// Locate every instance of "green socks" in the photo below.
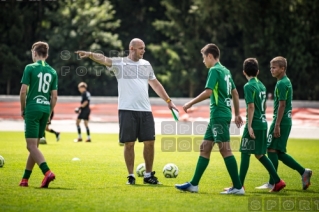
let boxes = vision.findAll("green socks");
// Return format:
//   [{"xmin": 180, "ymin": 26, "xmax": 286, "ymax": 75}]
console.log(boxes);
[
  {"xmin": 224, "ymin": 155, "xmax": 242, "ymax": 189},
  {"xmin": 22, "ymin": 169, "xmax": 32, "ymax": 180},
  {"xmin": 190, "ymin": 156, "xmax": 209, "ymax": 186},
  {"xmin": 278, "ymin": 152, "xmax": 305, "ymax": 175},
  {"xmin": 39, "ymin": 162, "xmax": 50, "ymax": 175},
  {"xmin": 267, "ymin": 152, "xmax": 278, "ymax": 184},
  {"xmin": 259, "ymin": 155, "xmax": 280, "ymax": 184},
  {"xmin": 239, "ymin": 153, "xmax": 251, "ymax": 186}
]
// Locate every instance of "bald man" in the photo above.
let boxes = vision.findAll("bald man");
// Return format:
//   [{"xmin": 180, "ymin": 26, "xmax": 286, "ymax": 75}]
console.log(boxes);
[{"xmin": 76, "ymin": 38, "xmax": 178, "ymax": 185}]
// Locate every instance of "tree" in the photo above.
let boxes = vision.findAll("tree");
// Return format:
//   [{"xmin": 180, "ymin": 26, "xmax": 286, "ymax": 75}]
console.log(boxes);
[{"xmin": 44, "ymin": 0, "xmax": 122, "ymax": 96}]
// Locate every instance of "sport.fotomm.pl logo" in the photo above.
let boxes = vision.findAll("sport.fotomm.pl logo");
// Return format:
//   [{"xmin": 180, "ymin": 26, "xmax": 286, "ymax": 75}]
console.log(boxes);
[
  {"xmin": 248, "ymin": 197, "xmax": 319, "ymax": 211},
  {"xmin": 34, "ymin": 95, "xmax": 50, "ymax": 105}
]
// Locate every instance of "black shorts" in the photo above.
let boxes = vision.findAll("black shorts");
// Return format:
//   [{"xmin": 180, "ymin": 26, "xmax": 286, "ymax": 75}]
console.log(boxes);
[
  {"xmin": 119, "ymin": 110, "xmax": 155, "ymax": 143},
  {"xmin": 78, "ymin": 109, "xmax": 90, "ymax": 120}
]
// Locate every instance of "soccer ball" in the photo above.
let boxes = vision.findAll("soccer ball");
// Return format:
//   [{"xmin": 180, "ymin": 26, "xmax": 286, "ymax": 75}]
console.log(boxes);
[
  {"xmin": 39, "ymin": 137, "xmax": 47, "ymax": 144},
  {"xmin": 163, "ymin": 163, "xmax": 178, "ymax": 178},
  {"xmin": 0, "ymin": 155, "xmax": 5, "ymax": 167},
  {"xmin": 136, "ymin": 163, "xmax": 146, "ymax": 177}
]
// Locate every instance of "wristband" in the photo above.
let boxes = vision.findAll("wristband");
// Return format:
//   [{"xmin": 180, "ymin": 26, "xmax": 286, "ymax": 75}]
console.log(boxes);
[{"xmin": 166, "ymin": 98, "xmax": 171, "ymax": 103}]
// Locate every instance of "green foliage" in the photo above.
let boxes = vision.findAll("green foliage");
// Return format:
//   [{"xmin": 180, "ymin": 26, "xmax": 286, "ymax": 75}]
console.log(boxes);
[
  {"xmin": 0, "ymin": 131, "xmax": 318, "ymax": 211},
  {"xmin": 0, "ymin": 0, "xmax": 318, "ymax": 99},
  {"xmin": 44, "ymin": 0, "xmax": 122, "ymax": 96}
]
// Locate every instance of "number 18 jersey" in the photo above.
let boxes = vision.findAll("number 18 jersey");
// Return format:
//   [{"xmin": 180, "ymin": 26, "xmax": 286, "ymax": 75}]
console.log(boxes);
[
  {"xmin": 20, "ymin": 60, "xmax": 58, "ymax": 114},
  {"xmin": 243, "ymin": 77, "xmax": 267, "ymax": 130}
]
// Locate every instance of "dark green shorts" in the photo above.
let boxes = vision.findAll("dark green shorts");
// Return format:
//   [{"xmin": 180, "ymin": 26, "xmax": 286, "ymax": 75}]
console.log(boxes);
[
  {"xmin": 204, "ymin": 118, "xmax": 231, "ymax": 142},
  {"xmin": 24, "ymin": 111, "xmax": 50, "ymax": 138},
  {"xmin": 267, "ymin": 123, "xmax": 291, "ymax": 152},
  {"xmin": 240, "ymin": 128, "xmax": 267, "ymax": 154}
]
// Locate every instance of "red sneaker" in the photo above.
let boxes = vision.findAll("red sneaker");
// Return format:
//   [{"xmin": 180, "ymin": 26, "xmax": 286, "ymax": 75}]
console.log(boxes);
[
  {"xmin": 19, "ymin": 179, "xmax": 28, "ymax": 187},
  {"xmin": 41, "ymin": 171, "xmax": 55, "ymax": 188},
  {"xmin": 270, "ymin": 179, "xmax": 286, "ymax": 192}
]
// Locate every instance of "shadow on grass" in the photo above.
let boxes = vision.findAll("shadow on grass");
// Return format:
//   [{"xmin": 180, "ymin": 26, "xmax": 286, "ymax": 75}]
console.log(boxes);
[{"xmin": 34, "ymin": 187, "xmax": 75, "ymax": 190}]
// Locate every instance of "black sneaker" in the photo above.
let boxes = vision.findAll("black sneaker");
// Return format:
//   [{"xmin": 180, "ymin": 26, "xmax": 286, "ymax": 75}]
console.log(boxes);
[
  {"xmin": 126, "ymin": 176, "xmax": 135, "ymax": 185},
  {"xmin": 144, "ymin": 171, "xmax": 161, "ymax": 184}
]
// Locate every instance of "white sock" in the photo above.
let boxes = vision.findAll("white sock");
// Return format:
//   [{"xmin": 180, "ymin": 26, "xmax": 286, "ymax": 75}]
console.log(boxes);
[
  {"xmin": 78, "ymin": 134, "xmax": 82, "ymax": 139},
  {"xmin": 144, "ymin": 172, "xmax": 151, "ymax": 178},
  {"xmin": 129, "ymin": 174, "xmax": 135, "ymax": 177},
  {"xmin": 87, "ymin": 135, "xmax": 91, "ymax": 139}
]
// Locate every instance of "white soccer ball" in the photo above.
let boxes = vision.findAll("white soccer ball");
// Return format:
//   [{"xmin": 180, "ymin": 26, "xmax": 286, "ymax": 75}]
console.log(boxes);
[
  {"xmin": 39, "ymin": 137, "xmax": 47, "ymax": 144},
  {"xmin": 136, "ymin": 163, "xmax": 146, "ymax": 177},
  {"xmin": 0, "ymin": 155, "xmax": 5, "ymax": 167},
  {"xmin": 163, "ymin": 163, "xmax": 178, "ymax": 178}
]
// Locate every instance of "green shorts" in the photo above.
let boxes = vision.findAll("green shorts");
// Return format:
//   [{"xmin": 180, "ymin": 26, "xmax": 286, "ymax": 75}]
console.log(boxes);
[
  {"xmin": 24, "ymin": 111, "xmax": 50, "ymax": 138},
  {"xmin": 267, "ymin": 123, "xmax": 291, "ymax": 153},
  {"xmin": 240, "ymin": 128, "xmax": 267, "ymax": 155},
  {"xmin": 204, "ymin": 118, "xmax": 230, "ymax": 142}
]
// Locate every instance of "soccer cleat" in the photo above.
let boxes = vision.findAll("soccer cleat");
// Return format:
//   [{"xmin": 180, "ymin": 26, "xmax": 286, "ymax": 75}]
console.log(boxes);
[
  {"xmin": 220, "ymin": 187, "xmax": 245, "ymax": 195},
  {"xmin": 144, "ymin": 171, "xmax": 161, "ymax": 184},
  {"xmin": 224, "ymin": 185, "xmax": 245, "ymax": 191},
  {"xmin": 175, "ymin": 182, "xmax": 198, "ymax": 193},
  {"xmin": 41, "ymin": 171, "xmax": 55, "ymax": 188},
  {"xmin": 255, "ymin": 182, "xmax": 274, "ymax": 190},
  {"xmin": 56, "ymin": 132, "xmax": 60, "ymax": 142},
  {"xmin": 126, "ymin": 176, "xmax": 136, "ymax": 185},
  {"xmin": 270, "ymin": 179, "xmax": 286, "ymax": 192},
  {"xmin": 74, "ymin": 138, "xmax": 82, "ymax": 142},
  {"xmin": 19, "ymin": 179, "xmax": 29, "ymax": 187},
  {"xmin": 302, "ymin": 168, "xmax": 312, "ymax": 190},
  {"xmin": 85, "ymin": 138, "xmax": 91, "ymax": 142}
]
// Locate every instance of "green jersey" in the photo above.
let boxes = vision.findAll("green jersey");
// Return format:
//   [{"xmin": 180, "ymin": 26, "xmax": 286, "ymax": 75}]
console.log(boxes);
[
  {"xmin": 243, "ymin": 78, "xmax": 267, "ymax": 130},
  {"xmin": 205, "ymin": 62, "xmax": 235, "ymax": 118},
  {"xmin": 21, "ymin": 60, "xmax": 58, "ymax": 114},
  {"xmin": 273, "ymin": 75, "xmax": 292, "ymax": 125}
]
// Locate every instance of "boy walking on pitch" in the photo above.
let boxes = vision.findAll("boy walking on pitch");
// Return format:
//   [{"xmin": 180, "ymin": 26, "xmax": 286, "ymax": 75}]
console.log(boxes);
[
  {"xmin": 74, "ymin": 82, "xmax": 91, "ymax": 142},
  {"xmin": 256, "ymin": 56, "xmax": 312, "ymax": 190},
  {"xmin": 234, "ymin": 58, "xmax": 285, "ymax": 192},
  {"xmin": 19, "ymin": 41, "xmax": 57, "ymax": 188},
  {"xmin": 175, "ymin": 43, "xmax": 244, "ymax": 194}
]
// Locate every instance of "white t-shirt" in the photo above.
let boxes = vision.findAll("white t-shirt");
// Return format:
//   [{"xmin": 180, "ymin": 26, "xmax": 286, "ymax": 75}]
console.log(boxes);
[{"xmin": 108, "ymin": 57, "xmax": 156, "ymax": 111}]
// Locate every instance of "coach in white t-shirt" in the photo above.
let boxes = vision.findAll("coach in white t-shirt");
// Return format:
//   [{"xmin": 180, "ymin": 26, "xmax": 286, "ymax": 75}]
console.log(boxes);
[{"xmin": 76, "ymin": 38, "xmax": 178, "ymax": 185}]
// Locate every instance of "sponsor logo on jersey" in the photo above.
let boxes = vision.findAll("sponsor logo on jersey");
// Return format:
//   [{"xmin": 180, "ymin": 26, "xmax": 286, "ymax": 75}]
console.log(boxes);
[
  {"xmin": 33, "ymin": 95, "xmax": 50, "ymax": 105},
  {"xmin": 224, "ymin": 98, "xmax": 231, "ymax": 107}
]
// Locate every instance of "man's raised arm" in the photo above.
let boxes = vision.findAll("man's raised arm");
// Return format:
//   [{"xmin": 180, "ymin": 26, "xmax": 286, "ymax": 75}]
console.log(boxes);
[{"xmin": 75, "ymin": 51, "xmax": 112, "ymax": 67}]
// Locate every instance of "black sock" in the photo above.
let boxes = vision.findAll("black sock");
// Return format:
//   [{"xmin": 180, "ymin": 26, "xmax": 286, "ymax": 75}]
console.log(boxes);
[
  {"xmin": 77, "ymin": 126, "xmax": 81, "ymax": 135},
  {"xmin": 86, "ymin": 127, "xmax": 90, "ymax": 136},
  {"xmin": 49, "ymin": 129, "xmax": 57, "ymax": 134}
]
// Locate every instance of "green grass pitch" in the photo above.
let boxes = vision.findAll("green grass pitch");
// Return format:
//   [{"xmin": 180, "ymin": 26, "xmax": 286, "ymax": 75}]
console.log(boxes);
[{"xmin": 0, "ymin": 131, "xmax": 318, "ymax": 212}]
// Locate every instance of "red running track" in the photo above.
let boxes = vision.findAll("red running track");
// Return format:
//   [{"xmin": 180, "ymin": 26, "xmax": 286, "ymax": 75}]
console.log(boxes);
[{"xmin": 0, "ymin": 101, "xmax": 319, "ymax": 126}]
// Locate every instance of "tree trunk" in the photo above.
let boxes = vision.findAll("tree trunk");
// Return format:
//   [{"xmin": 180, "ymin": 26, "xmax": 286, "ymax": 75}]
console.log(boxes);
[{"xmin": 6, "ymin": 78, "xmax": 10, "ymax": 95}]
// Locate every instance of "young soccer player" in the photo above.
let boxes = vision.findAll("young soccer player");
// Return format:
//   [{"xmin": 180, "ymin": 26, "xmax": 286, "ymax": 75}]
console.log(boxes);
[
  {"xmin": 19, "ymin": 41, "xmax": 57, "ymax": 188},
  {"xmin": 40, "ymin": 111, "xmax": 60, "ymax": 143},
  {"xmin": 74, "ymin": 82, "xmax": 91, "ymax": 142},
  {"xmin": 175, "ymin": 43, "xmax": 244, "ymax": 194},
  {"xmin": 232, "ymin": 58, "xmax": 285, "ymax": 192},
  {"xmin": 256, "ymin": 56, "xmax": 312, "ymax": 190}
]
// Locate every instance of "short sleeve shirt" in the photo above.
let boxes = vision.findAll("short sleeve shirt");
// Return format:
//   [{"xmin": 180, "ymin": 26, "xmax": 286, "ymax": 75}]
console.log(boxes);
[
  {"xmin": 20, "ymin": 60, "xmax": 58, "ymax": 114},
  {"xmin": 243, "ymin": 78, "xmax": 267, "ymax": 130},
  {"xmin": 205, "ymin": 62, "xmax": 235, "ymax": 119},
  {"xmin": 108, "ymin": 57, "xmax": 156, "ymax": 111},
  {"xmin": 81, "ymin": 91, "xmax": 91, "ymax": 110},
  {"xmin": 273, "ymin": 76, "xmax": 292, "ymax": 125}
]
